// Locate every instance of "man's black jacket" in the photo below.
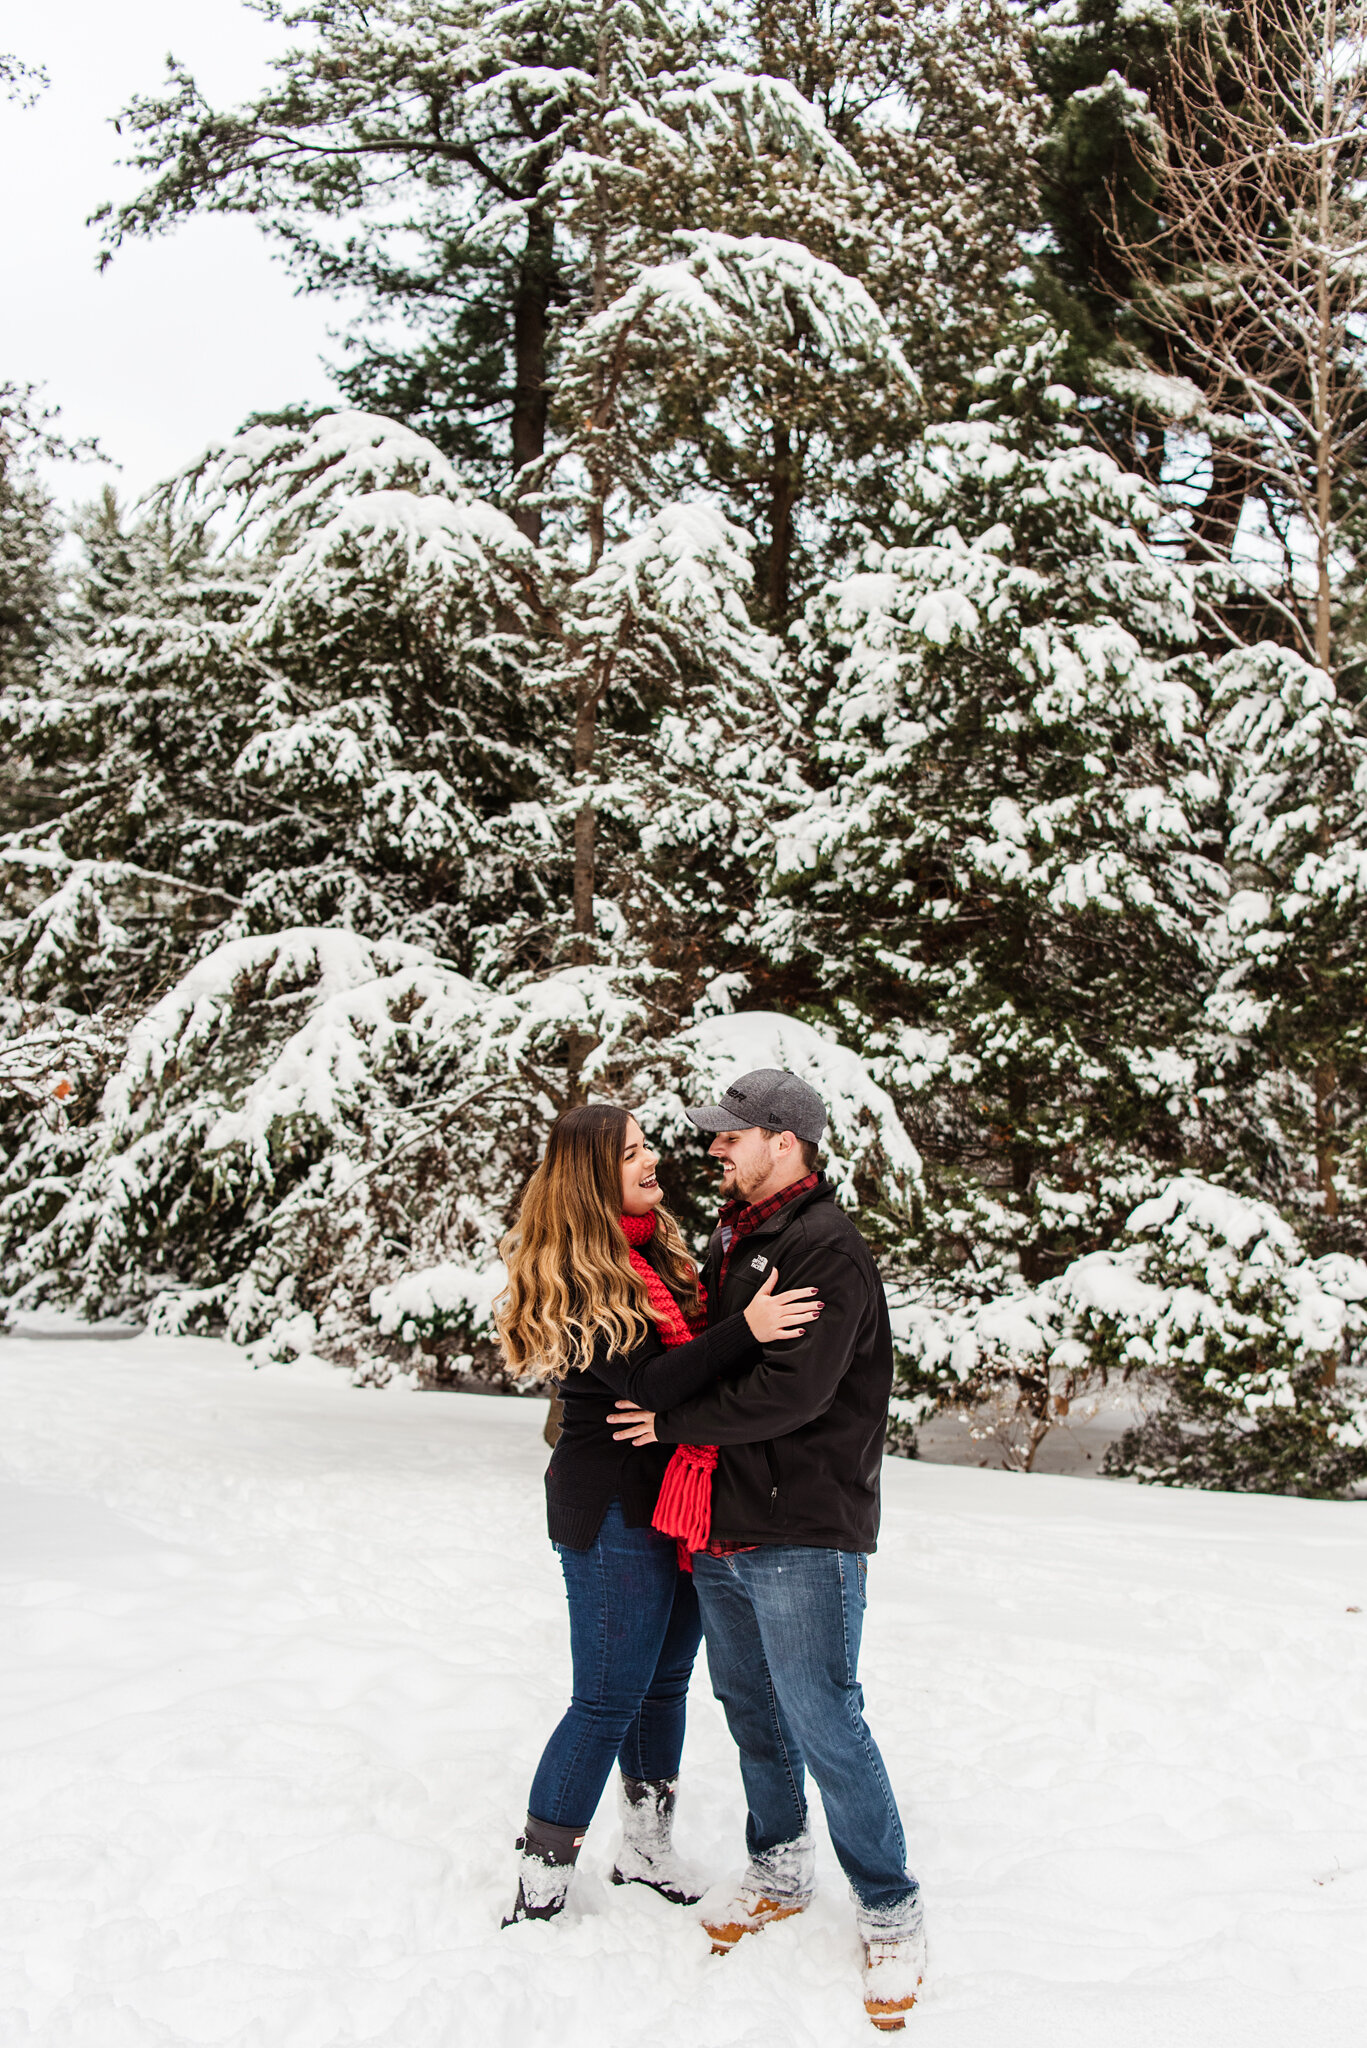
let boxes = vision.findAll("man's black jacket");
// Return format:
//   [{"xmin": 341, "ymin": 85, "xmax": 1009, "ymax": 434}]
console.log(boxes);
[{"xmin": 653, "ymin": 1177, "xmax": 894, "ymax": 1552}]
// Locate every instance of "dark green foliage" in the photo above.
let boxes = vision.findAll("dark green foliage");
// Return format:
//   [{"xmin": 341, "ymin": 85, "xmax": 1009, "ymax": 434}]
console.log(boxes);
[
  {"xmin": 0, "ymin": 386, "xmax": 66, "ymax": 697},
  {"xmin": 1105, "ymin": 1378, "xmax": 1367, "ymax": 1497}
]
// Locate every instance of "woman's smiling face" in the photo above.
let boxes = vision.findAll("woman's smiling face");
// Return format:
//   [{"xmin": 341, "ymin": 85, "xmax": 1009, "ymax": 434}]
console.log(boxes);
[{"xmin": 620, "ymin": 1116, "xmax": 663, "ymax": 1216}]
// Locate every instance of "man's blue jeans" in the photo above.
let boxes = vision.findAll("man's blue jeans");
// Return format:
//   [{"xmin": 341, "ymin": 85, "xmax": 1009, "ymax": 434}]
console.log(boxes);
[
  {"xmin": 528, "ymin": 1501, "xmax": 703, "ymax": 1829},
  {"xmin": 692, "ymin": 1544, "xmax": 920, "ymax": 1934}
]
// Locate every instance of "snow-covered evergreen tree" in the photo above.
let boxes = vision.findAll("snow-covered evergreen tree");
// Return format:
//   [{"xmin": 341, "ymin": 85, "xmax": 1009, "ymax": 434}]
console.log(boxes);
[
  {"xmin": 99, "ymin": 1, "xmax": 738, "ymax": 534},
  {"xmin": 746, "ymin": 317, "xmax": 1367, "ymax": 1486},
  {"xmin": 0, "ymin": 420, "xmax": 537, "ymax": 1353},
  {"xmin": 720, "ymin": 0, "xmax": 1043, "ymax": 606},
  {"xmin": 0, "ymin": 385, "xmax": 66, "ymax": 698},
  {"xmin": 0, "ymin": 403, "xmax": 786, "ymax": 1355},
  {"xmin": 1, "ymin": 413, "xmax": 544, "ymax": 1018},
  {"xmin": 756, "ymin": 328, "xmax": 1234, "ymax": 1438},
  {"xmin": 1204, "ymin": 641, "xmax": 1367, "ymax": 1241},
  {"xmin": 583, "ymin": 0, "xmax": 1045, "ymax": 620}
]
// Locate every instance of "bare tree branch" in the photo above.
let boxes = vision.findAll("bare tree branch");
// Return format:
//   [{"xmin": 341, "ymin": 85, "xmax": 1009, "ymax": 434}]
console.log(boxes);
[{"xmin": 1104, "ymin": 0, "xmax": 1367, "ymax": 674}]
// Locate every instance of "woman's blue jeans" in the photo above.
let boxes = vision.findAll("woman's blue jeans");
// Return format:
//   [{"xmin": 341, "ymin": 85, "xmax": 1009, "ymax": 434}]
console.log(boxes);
[{"xmin": 528, "ymin": 1500, "xmax": 703, "ymax": 1829}]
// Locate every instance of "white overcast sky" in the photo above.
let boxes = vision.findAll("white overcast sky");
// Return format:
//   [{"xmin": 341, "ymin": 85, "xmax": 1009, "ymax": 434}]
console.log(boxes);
[{"xmin": 2, "ymin": 1, "xmax": 344, "ymax": 511}]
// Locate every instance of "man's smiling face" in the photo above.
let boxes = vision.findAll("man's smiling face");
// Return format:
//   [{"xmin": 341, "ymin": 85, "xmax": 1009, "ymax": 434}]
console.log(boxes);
[{"xmin": 707, "ymin": 1126, "xmax": 782, "ymax": 1203}]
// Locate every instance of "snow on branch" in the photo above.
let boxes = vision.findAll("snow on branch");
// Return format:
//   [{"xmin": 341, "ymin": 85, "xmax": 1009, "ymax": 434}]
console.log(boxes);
[
  {"xmin": 638, "ymin": 1009, "xmax": 924, "ymax": 1211},
  {"xmin": 1055, "ymin": 1174, "xmax": 1362, "ymax": 1381},
  {"xmin": 897, "ymin": 1173, "xmax": 1367, "ymax": 1447},
  {"xmin": 168, "ymin": 411, "xmax": 524, "ymax": 559},
  {"xmin": 570, "ymin": 498, "xmax": 777, "ymax": 688},
  {"xmin": 585, "ymin": 231, "xmax": 917, "ymax": 391},
  {"xmin": 469, "ymin": 964, "xmax": 651, "ymax": 1092},
  {"xmin": 1, "ymin": 853, "xmax": 243, "ymax": 999},
  {"xmin": 246, "ymin": 488, "xmax": 537, "ymax": 644},
  {"xmin": 665, "ymin": 69, "xmax": 863, "ymax": 186},
  {"xmin": 101, "ymin": 928, "xmax": 431, "ymax": 1138}
]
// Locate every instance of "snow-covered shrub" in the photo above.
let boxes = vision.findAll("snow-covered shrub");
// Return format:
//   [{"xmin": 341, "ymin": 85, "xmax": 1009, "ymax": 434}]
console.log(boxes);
[
  {"xmin": 1083, "ymin": 1178, "xmax": 1367, "ymax": 1495},
  {"xmin": 887, "ymin": 1173, "xmax": 1367, "ymax": 1487},
  {"xmin": 1, "ymin": 931, "xmax": 478, "ymax": 1358},
  {"xmin": 888, "ymin": 1246, "xmax": 1071, "ymax": 1471}
]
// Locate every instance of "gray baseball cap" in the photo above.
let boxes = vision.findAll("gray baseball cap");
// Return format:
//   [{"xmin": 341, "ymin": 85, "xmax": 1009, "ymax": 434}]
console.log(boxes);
[{"xmin": 685, "ymin": 1067, "xmax": 827, "ymax": 1144}]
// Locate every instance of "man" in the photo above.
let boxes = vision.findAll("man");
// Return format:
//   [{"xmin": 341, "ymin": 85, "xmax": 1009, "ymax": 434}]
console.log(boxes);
[{"xmin": 612, "ymin": 1067, "xmax": 924, "ymax": 2032}]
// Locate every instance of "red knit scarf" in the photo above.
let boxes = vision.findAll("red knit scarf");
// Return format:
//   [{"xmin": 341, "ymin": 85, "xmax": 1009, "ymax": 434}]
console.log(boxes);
[{"xmin": 620, "ymin": 1210, "xmax": 716, "ymax": 1571}]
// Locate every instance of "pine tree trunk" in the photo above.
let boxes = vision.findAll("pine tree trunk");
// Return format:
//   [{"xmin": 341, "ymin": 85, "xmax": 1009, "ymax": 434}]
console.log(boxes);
[
  {"xmin": 1315, "ymin": 1057, "xmax": 1338, "ymax": 1220},
  {"xmin": 1190, "ymin": 445, "xmax": 1249, "ymax": 560},
  {"xmin": 1314, "ymin": 24, "xmax": 1333, "ymax": 675},
  {"xmin": 765, "ymin": 419, "xmax": 799, "ymax": 622},
  {"xmin": 570, "ymin": 674, "xmax": 598, "ymax": 945},
  {"xmin": 1009, "ymin": 1091, "xmax": 1033, "ymax": 1196},
  {"xmin": 543, "ymin": 1392, "xmax": 564, "ymax": 1446},
  {"xmin": 565, "ymin": 675, "xmax": 600, "ymax": 1105},
  {"xmin": 564, "ymin": 184, "xmax": 612, "ymax": 1107},
  {"xmin": 512, "ymin": 209, "xmax": 553, "ymax": 544}
]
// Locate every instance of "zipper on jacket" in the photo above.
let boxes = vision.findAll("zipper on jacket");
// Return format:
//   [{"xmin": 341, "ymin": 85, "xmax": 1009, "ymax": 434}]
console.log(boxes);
[{"xmin": 764, "ymin": 1441, "xmax": 781, "ymax": 1515}]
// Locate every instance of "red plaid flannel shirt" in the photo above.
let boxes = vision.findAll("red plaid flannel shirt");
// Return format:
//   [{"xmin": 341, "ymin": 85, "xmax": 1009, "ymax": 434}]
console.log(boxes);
[{"xmin": 699, "ymin": 1170, "xmax": 821, "ymax": 1560}]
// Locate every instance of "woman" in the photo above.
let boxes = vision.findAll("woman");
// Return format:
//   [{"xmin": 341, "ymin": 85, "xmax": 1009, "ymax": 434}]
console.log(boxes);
[{"xmin": 496, "ymin": 1102, "xmax": 822, "ymax": 1925}]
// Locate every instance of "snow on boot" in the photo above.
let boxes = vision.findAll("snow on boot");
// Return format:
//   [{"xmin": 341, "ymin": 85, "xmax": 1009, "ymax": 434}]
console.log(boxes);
[
  {"xmin": 862, "ymin": 1926, "xmax": 926, "ymax": 2031},
  {"xmin": 702, "ymin": 1831, "xmax": 815, "ymax": 1954},
  {"xmin": 501, "ymin": 1815, "xmax": 585, "ymax": 1927},
  {"xmin": 702, "ymin": 1887, "xmax": 809, "ymax": 1954},
  {"xmin": 610, "ymin": 1775, "xmax": 704, "ymax": 1905}
]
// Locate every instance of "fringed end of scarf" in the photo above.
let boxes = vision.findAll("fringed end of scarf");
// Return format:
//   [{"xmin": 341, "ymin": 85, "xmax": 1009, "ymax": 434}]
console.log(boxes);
[{"xmin": 652, "ymin": 1441, "xmax": 718, "ymax": 1571}]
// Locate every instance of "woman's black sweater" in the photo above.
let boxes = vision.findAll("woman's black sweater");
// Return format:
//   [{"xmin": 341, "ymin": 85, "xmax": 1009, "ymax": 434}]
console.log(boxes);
[{"xmin": 545, "ymin": 1308, "xmax": 758, "ymax": 1550}]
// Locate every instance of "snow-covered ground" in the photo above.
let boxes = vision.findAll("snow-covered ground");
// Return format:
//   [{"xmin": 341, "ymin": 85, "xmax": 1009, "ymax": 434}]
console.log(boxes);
[{"xmin": 2, "ymin": 1336, "xmax": 1365, "ymax": 2047}]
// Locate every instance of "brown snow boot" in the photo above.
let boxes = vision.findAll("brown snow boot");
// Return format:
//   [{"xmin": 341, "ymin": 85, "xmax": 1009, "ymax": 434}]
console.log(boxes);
[
  {"xmin": 702, "ymin": 1887, "xmax": 808, "ymax": 1954},
  {"xmin": 610, "ymin": 1775, "xmax": 704, "ymax": 1904},
  {"xmin": 501, "ymin": 1815, "xmax": 585, "ymax": 1926},
  {"xmin": 704, "ymin": 1832, "xmax": 815, "ymax": 1953},
  {"xmin": 862, "ymin": 1928, "xmax": 926, "ymax": 2030}
]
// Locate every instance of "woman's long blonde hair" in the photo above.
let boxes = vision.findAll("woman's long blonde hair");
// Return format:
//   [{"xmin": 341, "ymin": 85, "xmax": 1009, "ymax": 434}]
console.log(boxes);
[{"xmin": 496, "ymin": 1103, "xmax": 703, "ymax": 1380}]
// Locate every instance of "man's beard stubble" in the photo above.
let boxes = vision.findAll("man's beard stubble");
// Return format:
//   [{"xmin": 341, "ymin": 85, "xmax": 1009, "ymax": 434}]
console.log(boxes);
[{"xmin": 721, "ymin": 1158, "xmax": 765, "ymax": 1203}]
